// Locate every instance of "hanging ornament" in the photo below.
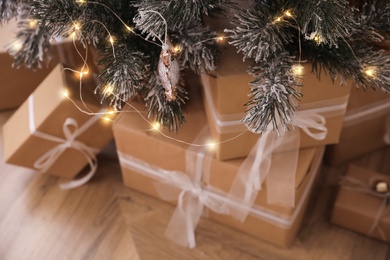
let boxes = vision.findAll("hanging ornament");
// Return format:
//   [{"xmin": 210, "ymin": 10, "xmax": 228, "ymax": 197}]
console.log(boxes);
[{"xmin": 158, "ymin": 38, "xmax": 180, "ymax": 102}]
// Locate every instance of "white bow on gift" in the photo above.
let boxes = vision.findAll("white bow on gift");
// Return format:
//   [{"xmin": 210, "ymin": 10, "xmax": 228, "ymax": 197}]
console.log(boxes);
[
  {"xmin": 28, "ymin": 95, "xmax": 101, "ymax": 190},
  {"xmin": 118, "ymin": 127, "xmax": 231, "ymax": 248},
  {"xmin": 227, "ymin": 101, "xmax": 348, "ymax": 222}
]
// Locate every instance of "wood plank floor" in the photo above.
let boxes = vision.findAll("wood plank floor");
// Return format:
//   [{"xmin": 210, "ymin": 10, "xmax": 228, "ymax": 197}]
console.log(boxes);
[{"xmin": 0, "ymin": 110, "xmax": 389, "ymax": 260}]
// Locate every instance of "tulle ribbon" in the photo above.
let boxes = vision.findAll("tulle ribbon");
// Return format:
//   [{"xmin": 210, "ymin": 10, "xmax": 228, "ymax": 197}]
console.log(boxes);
[
  {"xmin": 118, "ymin": 127, "xmax": 232, "ymax": 248},
  {"xmin": 28, "ymin": 95, "xmax": 101, "ymax": 189},
  {"xmin": 226, "ymin": 108, "xmax": 329, "ymax": 221}
]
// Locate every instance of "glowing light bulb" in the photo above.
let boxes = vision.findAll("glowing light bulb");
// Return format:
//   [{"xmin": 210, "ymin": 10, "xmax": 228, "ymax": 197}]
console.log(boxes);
[
  {"xmin": 109, "ymin": 36, "xmax": 114, "ymax": 44},
  {"xmin": 274, "ymin": 17, "xmax": 282, "ymax": 23},
  {"xmin": 216, "ymin": 36, "xmax": 224, "ymax": 42},
  {"xmin": 29, "ymin": 19, "xmax": 37, "ymax": 29},
  {"xmin": 76, "ymin": 0, "xmax": 85, "ymax": 4},
  {"xmin": 108, "ymin": 110, "xmax": 116, "ymax": 115},
  {"xmin": 63, "ymin": 89, "xmax": 69, "ymax": 98},
  {"xmin": 103, "ymin": 85, "xmax": 114, "ymax": 95},
  {"xmin": 11, "ymin": 40, "xmax": 23, "ymax": 52},
  {"xmin": 70, "ymin": 31, "xmax": 77, "ymax": 38},
  {"xmin": 125, "ymin": 26, "xmax": 133, "ymax": 32},
  {"xmin": 207, "ymin": 141, "xmax": 216, "ymax": 150},
  {"xmin": 103, "ymin": 116, "xmax": 111, "ymax": 122},
  {"xmin": 74, "ymin": 22, "xmax": 81, "ymax": 31},
  {"xmin": 284, "ymin": 10, "xmax": 292, "ymax": 17},
  {"xmin": 364, "ymin": 67, "xmax": 376, "ymax": 77},
  {"xmin": 292, "ymin": 64, "xmax": 304, "ymax": 76},
  {"xmin": 173, "ymin": 45, "xmax": 181, "ymax": 53},
  {"xmin": 152, "ymin": 122, "xmax": 160, "ymax": 130}
]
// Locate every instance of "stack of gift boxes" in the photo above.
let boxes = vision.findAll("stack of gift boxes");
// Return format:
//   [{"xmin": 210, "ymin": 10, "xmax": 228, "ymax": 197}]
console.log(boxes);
[
  {"xmin": 2, "ymin": 17, "xmax": 389, "ymax": 249},
  {"xmin": 112, "ymin": 40, "xmax": 353, "ymax": 246}
]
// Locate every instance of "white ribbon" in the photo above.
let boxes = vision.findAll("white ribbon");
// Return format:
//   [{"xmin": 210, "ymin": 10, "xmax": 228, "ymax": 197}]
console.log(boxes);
[
  {"xmin": 201, "ymin": 75, "xmax": 348, "ymax": 221},
  {"xmin": 118, "ymin": 126, "xmax": 231, "ymax": 248},
  {"xmin": 226, "ymin": 109, "xmax": 330, "ymax": 222},
  {"xmin": 28, "ymin": 95, "xmax": 101, "ymax": 189}
]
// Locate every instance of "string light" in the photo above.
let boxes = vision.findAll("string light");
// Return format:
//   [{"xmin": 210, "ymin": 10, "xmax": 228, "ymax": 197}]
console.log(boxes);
[
  {"xmin": 63, "ymin": 89, "xmax": 69, "ymax": 98},
  {"xmin": 76, "ymin": 0, "xmax": 86, "ymax": 4},
  {"xmin": 206, "ymin": 141, "xmax": 216, "ymax": 150},
  {"xmin": 102, "ymin": 116, "xmax": 111, "ymax": 122},
  {"xmin": 292, "ymin": 64, "xmax": 304, "ymax": 76},
  {"xmin": 152, "ymin": 122, "xmax": 161, "ymax": 130},
  {"xmin": 274, "ymin": 17, "xmax": 282, "ymax": 23},
  {"xmin": 11, "ymin": 40, "xmax": 23, "ymax": 52},
  {"xmin": 125, "ymin": 25, "xmax": 133, "ymax": 32},
  {"xmin": 216, "ymin": 35, "xmax": 224, "ymax": 43},
  {"xmin": 284, "ymin": 10, "xmax": 292, "ymax": 17},
  {"xmin": 74, "ymin": 22, "xmax": 81, "ymax": 31},
  {"xmin": 173, "ymin": 45, "xmax": 181, "ymax": 53},
  {"xmin": 364, "ymin": 67, "xmax": 376, "ymax": 77},
  {"xmin": 109, "ymin": 36, "xmax": 115, "ymax": 44},
  {"xmin": 103, "ymin": 84, "xmax": 114, "ymax": 95},
  {"xmin": 29, "ymin": 19, "xmax": 38, "ymax": 29}
]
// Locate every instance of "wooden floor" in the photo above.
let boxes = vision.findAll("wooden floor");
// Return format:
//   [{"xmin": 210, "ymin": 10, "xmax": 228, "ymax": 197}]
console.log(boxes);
[{"xmin": 0, "ymin": 110, "xmax": 389, "ymax": 260}]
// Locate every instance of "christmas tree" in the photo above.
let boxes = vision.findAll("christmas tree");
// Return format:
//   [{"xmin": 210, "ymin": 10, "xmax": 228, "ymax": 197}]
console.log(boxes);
[{"xmin": 0, "ymin": 0, "xmax": 389, "ymax": 133}]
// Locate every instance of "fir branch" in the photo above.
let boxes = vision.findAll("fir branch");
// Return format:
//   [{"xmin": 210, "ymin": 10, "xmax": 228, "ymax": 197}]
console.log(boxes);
[
  {"xmin": 242, "ymin": 52, "xmax": 302, "ymax": 133},
  {"xmin": 96, "ymin": 44, "xmax": 151, "ymax": 110},
  {"xmin": 0, "ymin": 0, "xmax": 20, "ymax": 24},
  {"xmin": 357, "ymin": 50, "xmax": 390, "ymax": 94},
  {"xmin": 298, "ymin": 0, "xmax": 358, "ymax": 48},
  {"xmin": 9, "ymin": 19, "xmax": 52, "ymax": 69},
  {"xmin": 357, "ymin": 0, "xmax": 390, "ymax": 44},
  {"xmin": 134, "ymin": 0, "xmax": 233, "ymax": 41},
  {"xmin": 144, "ymin": 73, "xmax": 188, "ymax": 132},
  {"xmin": 225, "ymin": 6, "xmax": 293, "ymax": 62},
  {"xmin": 172, "ymin": 24, "xmax": 217, "ymax": 74}
]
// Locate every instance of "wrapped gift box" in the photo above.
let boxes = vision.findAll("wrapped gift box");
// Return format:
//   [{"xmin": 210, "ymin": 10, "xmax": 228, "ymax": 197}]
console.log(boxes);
[
  {"xmin": 331, "ymin": 165, "xmax": 390, "ymax": 243},
  {"xmin": 200, "ymin": 45, "xmax": 351, "ymax": 160},
  {"xmin": 113, "ymin": 83, "xmax": 324, "ymax": 248},
  {"xmin": 0, "ymin": 20, "xmax": 58, "ymax": 110},
  {"xmin": 3, "ymin": 64, "xmax": 114, "ymax": 180},
  {"xmin": 325, "ymin": 87, "xmax": 390, "ymax": 165}
]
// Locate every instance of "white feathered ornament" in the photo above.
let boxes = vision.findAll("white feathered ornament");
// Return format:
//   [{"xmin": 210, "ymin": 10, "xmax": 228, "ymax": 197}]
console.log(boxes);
[{"xmin": 158, "ymin": 37, "xmax": 180, "ymax": 102}]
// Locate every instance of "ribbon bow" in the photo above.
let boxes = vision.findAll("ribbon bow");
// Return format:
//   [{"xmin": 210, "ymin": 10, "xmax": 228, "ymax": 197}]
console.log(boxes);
[
  {"xmin": 29, "ymin": 95, "xmax": 100, "ymax": 190},
  {"xmin": 340, "ymin": 175, "xmax": 390, "ymax": 241},
  {"xmin": 227, "ymin": 109, "xmax": 327, "ymax": 222},
  {"xmin": 118, "ymin": 126, "xmax": 232, "ymax": 248}
]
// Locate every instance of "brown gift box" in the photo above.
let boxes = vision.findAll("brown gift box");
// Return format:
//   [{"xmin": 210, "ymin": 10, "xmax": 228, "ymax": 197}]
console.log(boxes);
[
  {"xmin": 200, "ymin": 45, "xmax": 351, "ymax": 160},
  {"xmin": 113, "ymin": 84, "xmax": 324, "ymax": 247},
  {"xmin": 2, "ymin": 64, "xmax": 114, "ymax": 179},
  {"xmin": 331, "ymin": 165, "xmax": 390, "ymax": 243},
  {"xmin": 325, "ymin": 87, "xmax": 390, "ymax": 165},
  {"xmin": 0, "ymin": 21, "xmax": 58, "ymax": 111}
]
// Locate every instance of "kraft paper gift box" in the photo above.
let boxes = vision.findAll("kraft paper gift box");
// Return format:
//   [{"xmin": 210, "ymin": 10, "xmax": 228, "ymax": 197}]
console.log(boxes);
[
  {"xmin": 331, "ymin": 165, "xmax": 390, "ymax": 243},
  {"xmin": 0, "ymin": 20, "xmax": 58, "ymax": 111},
  {"xmin": 325, "ymin": 87, "xmax": 390, "ymax": 165},
  {"xmin": 113, "ymin": 84, "xmax": 324, "ymax": 248},
  {"xmin": 3, "ymin": 63, "xmax": 114, "ymax": 185},
  {"xmin": 200, "ymin": 45, "xmax": 351, "ymax": 160}
]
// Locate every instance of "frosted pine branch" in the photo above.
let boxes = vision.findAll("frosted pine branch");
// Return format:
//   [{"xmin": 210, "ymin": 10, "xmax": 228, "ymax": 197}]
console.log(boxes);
[
  {"xmin": 243, "ymin": 53, "xmax": 302, "ymax": 133},
  {"xmin": 225, "ymin": 7, "xmax": 293, "ymax": 63},
  {"xmin": 144, "ymin": 73, "xmax": 188, "ymax": 132}
]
